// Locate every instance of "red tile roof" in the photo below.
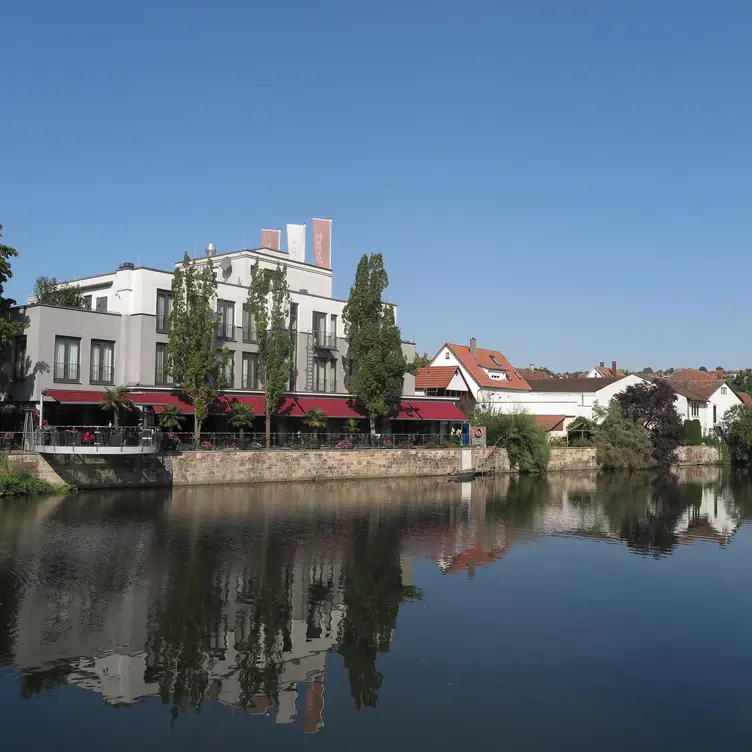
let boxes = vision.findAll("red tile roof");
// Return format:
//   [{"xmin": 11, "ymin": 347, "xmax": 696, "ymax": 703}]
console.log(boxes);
[
  {"xmin": 416, "ymin": 366, "xmax": 459, "ymax": 390},
  {"xmin": 671, "ymin": 368, "xmax": 721, "ymax": 383},
  {"xmin": 592, "ymin": 365, "xmax": 624, "ymax": 378},
  {"xmin": 739, "ymin": 392, "xmax": 752, "ymax": 405},
  {"xmin": 446, "ymin": 344, "xmax": 531, "ymax": 391},
  {"xmin": 516, "ymin": 368, "xmax": 553, "ymax": 381},
  {"xmin": 534, "ymin": 415, "xmax": 567, "ymax": 432}
]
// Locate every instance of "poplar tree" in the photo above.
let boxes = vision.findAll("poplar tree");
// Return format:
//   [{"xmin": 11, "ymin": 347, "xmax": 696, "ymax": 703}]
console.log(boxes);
[
  {"xmin": 246, "ymin": 261, "xmax": 293, "ymax": 447},
  {"xmin": 342, "ymin": 254, "xmax": 407, "ymax": 434},
  {"xmin": 0, "ymin": 224, "xmax": 25, "ymax": 349},
  {"xmin": 168, "ymin": 253, "xmax": 229, "ymax": 446}
]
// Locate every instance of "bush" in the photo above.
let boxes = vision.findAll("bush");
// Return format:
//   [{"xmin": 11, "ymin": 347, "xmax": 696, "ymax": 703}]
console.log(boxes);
[
  {"xmin": 473, "ymin": 409, "xmax": 549, "ymax": 473},
  {"xmin": 0, "ymin": 471, "xmax": 58, "ymax": 496},
  {"xmin": 724, "ymin": 405, "xmax": 752, "ymax": 468},
  {"xmin": 683, "ymin": 419, "xmax": 703, "ymax": 446},
  {"xmin": 595, "ymin": 404, "xmax": 654, "ymax": 470}
]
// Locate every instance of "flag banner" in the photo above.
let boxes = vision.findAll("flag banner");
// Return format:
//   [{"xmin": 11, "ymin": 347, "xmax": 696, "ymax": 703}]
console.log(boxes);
[
  {"xmin": 261, "ymin": 229, "xmax": 281, "ymax": 250},
  {"xmin": 287, "ymin": 224, "xmax": 306, "ymax": 263},
  {"xmin": 312, "ymin": 217, "xmax": 332, "ymax": 269}
]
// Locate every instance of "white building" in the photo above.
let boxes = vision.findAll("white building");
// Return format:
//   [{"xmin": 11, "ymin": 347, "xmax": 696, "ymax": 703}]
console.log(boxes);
[{"xmin": 662, "ymin": 379, "xmax": 741, "ymax": 436}]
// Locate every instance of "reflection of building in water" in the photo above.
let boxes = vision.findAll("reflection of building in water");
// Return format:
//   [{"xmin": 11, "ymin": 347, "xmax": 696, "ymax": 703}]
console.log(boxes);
[{"xmin": 676, "ymin": 483, "xmax": 740, "ymax": 545}]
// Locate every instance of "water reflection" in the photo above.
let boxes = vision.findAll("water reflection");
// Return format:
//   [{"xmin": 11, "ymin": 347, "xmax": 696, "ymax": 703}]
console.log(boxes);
[{"xmin": 0, "ymin": 469, "xmax": 746, "ymax": 736}]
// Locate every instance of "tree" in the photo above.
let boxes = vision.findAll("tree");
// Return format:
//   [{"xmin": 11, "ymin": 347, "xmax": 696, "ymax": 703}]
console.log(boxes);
[
  {"xmin": 641, "ymin": 367, "xmax": 654, "ymax": 374},
  {"xmin": 168, "ymin": 253, "xmax": 230, "ymax": 447},
  {"xmin": 100, "ymin": 386, "xmax": 134, "ymax": 427},
  {"xmin": 342, "ymin": 254, "xmax": 407, "ymax": 434},
  {"xmin": 228, "ymin": 402, "xmax": 255, "ymax": 443},
  {"xmin": 615, "ymin": 380, "xmax": 684, "ymax": 467},
  {"xmin": 0, "ymin": 224, "xmax": 25, "ymax": 350},
  {"xmin": 699, "ymin": 366, "xmax": 708, "ymax": 373},
  {"xmin": 33, "ymin": 276, "xmax": 85, "ymax": 309},
  {"xmin": 594, "ymin": 403, "xmax": 654, "ymax": 469},
  {"xmin": 472, "ymin": 407, "xmax": 549, "ymax": 473},
  {"xmin": 723, "ymin": 405, "xmax": 752, "ymax": 467},
  {"xmin": 408, "ymin": 352, "xmax": 431, "ymax": 373},
  {"xmin": 158, "ymin": 405, "xmax": 185, "ymax": 432},
  {"xmin": 683, "ymin": 419, "xmax": 702, "ymax": 446},
  {"xmin": 731, "ymin": 371, "xmax": 752, "ymax": 396},
  {"xmin": 344, "ymin": 418, "xmax": 360, "ymax": 434},
  {"xmin": 303, "ymin": 407, "xmax": 328, "ymax": 431},
  {"xmin": 246, "ymin": 262, "xmax": 293, "ymax": 448}
]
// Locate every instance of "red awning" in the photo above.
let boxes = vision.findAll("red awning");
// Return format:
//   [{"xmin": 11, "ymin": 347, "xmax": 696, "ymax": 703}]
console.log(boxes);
[
  {"xmin": 45, "ymin": 389, "xmax": 104, "ymax": 405},
  {"xmin": 410, "ymin": 401, "xmax": 467, "ymax": 422},
  {"xmin": 218, "ymin": 395, "xmax": 266, "ymax": 413},
  {"xmin": 296, "ymin": 397, "xmax": 363, "ymax": 419}
]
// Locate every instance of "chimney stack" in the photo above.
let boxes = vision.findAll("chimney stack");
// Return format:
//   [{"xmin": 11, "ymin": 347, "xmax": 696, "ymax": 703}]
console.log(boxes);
[
  {"xmin": 716, "ymin": 367, "xmax": 724, "ymax": 379},
  {"xmin": 600, "ymin": 361, "xmax": 605, "ymax": 368},
  {"xmin": 470, "ymin": 337, "xmax": 477, "ymax": 358},
  {"xmin": 529, "ymin": 363, "xmax": 535, "ymax": 372},
  {"xmin": 612, "ymin": 360, "xmax": 617, "ymax": 375}
]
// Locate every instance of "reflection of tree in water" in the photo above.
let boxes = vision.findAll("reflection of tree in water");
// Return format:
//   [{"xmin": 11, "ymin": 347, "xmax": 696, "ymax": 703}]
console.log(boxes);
[{"xmin": 337, "ymin": 519, "xmax": 422, "ymax": 710}]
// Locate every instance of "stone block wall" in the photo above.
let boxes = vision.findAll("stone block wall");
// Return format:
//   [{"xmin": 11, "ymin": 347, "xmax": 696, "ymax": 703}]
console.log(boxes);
[
  {"xmin": 548, "ymin": 447, "xmax": 598, "ymax": 471},
  {"xmin": 676, "ymin": 445, "xmax": 720, "ymax": 465}
]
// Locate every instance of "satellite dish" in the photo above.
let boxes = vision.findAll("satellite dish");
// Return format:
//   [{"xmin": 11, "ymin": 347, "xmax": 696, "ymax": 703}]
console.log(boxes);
[
  {"xmin": 205, "ymin": 243, "xmax": 217, "ymax": 257},
  {"xmin": 219, "ymin": 257, "xmax": 232, "ymax": 273}
]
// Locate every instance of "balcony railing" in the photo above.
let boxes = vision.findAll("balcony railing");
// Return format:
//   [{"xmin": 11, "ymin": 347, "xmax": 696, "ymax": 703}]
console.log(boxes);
[
  {"xmin": 241, "ymin": 377, "xmax": 261, "ymax": 390},
  {"xmin": 242, "ymin": 326, "xmax": 258, "ymax": 343},
  {"xmin": 312, "ymin": 379, "xmax": 336, "ymax": 393},
  {"xmin": 32, "ymin": 426, "xmax": 161, "ymax": 454},
  {"xmin": 54, "ymin": 362, "xmax": 80, "ymax": 383},
  {"xmin": 90, "ymin": 365, "xmax": 114, "ymax": 385},
  {"xmin": 313, "ymin": 332, "xmax": 337, "ymax": 349},
  {"xmin": 155, "ymin": 369, "xmax": 173, "ymax": 386}
]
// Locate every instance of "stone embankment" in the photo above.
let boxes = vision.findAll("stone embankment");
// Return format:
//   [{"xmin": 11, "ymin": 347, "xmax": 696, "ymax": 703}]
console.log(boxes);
[{"xmin": 6, "ymin": 445, "xmax": 721, "ymax": 490}]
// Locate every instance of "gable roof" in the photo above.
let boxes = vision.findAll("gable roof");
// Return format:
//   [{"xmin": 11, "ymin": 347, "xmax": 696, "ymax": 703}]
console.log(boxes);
[
  {"xmin": 591, "ymin": 365, "xmax": 624, "ymax": 378},
  {"xmin": 534, "ymin": 415, "xmax": 567, "ymax": 432},
  {"xmin": 517, "ymin": 368, "xmax": 554, "ymax": 381},
  {"xmin": 657, "ymin": 378, "xmax": 710, "ymax": 402},
  {"xmin": 445, "ymin": 343, "xmax": 531, "ymax": 391},
  {"xmin": 672, "ymin": 368, "xmax": 721, "ymax": 383},
  {"xmin": 527, "ymin": 377, "xmax": 625, "ymax": 393},
  {"xmin": 416, "ymin": 366, "xmax": 461, "ymax": 390}
]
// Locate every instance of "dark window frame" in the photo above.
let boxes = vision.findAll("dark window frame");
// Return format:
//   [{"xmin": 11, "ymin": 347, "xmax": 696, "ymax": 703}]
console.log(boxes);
[{"xmin": 90, "ymin": 339, "xmax": 115, "ymax": 385}]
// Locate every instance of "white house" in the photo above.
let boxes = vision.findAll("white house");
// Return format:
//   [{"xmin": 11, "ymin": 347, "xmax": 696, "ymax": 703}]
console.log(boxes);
[
  {"xmin": 585, "ymin": 360, "xmax": 624, "ymax": 378},
  {"xmin": 661, "ymin": 379, "xmax": 741, "ymax": 436}
]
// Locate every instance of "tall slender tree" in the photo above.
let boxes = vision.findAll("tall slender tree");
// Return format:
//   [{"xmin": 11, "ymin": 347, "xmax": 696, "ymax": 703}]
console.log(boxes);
[
  {"xmin": 0, "ymin": 224, "xmax": 25, "ymax": 350},
  {"xmin": 342, "ymin": 254, "xmax": 407, "ymax": 434},
  {"xmin": 246, "ymin": 262, "xmax": 293, "ymax": 447},
  {"xmin": 167, "ymin": 253, "xmax": 229, "ymax": 446}
]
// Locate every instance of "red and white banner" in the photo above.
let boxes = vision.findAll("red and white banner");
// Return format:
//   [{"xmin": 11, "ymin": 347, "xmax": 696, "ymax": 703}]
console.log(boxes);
[
  {"xmin": 312, "ymin": 218, "xmax": 332, "ymax": 269},
  {"xmin": 287, "ymin": 224, "xmax": 306, "ymax": 263},
  {"xmin": 261, "ymin": 229, "xmax": 281, "ymax": 250}
]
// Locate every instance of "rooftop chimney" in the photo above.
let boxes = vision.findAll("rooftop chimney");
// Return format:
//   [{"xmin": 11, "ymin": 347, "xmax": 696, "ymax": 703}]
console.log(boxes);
[
  {"xmin": 529, "ymin": 363, "xmax": 535, "ymax": 372},
  {"xmin": 600, "ymin": 361, "xmax": 605, "ymax": 368},
  {"xmin": 612, "ymin": 360, "xmax": 617, "ymax": 375},
  {"xmin": 470, "ymin": 337, "xmax": 477, "ymax": 358},
  {"xmin": 716, "ymin": 367, "xmax": 724, "ymax": 379}
]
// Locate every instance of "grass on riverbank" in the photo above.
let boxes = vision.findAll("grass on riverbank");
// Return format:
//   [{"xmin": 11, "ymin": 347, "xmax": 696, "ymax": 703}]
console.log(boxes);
[{"xmin": 0, "ymin": 456, "xmax": 68, "ymax": 496}]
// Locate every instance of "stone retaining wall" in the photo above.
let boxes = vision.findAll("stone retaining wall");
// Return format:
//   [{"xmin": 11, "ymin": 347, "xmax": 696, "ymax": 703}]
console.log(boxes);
[{"xmin": 6, "ymin": 444, "xmax": 721, "ymax": 489}]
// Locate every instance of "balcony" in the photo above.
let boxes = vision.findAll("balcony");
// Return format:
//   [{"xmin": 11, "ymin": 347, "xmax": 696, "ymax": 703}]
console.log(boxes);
[
  {"xmin": 32, "ymin": 426, "xmax": 161, "ymax": 455},
  {"xmin": 313, "ymin": 332, "xmax": 337, "ymax": 350}
]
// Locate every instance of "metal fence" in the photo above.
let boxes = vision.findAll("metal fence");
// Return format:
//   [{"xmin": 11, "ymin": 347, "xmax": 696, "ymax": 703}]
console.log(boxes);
[{"xmin": 32, "ymin": 426, "xmax": 160, "ymax": 450}]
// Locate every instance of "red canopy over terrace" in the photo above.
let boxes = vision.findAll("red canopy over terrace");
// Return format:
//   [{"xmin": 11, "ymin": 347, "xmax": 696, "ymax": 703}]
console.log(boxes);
[{"xmin": 44, "ymin": 390, "xmax": 466, "ymax": 421}]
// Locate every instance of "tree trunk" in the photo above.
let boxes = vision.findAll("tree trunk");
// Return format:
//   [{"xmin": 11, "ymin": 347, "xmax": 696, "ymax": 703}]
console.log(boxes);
[
  {"xmin": 369, "ymin": 414, "xmax": 376, "ymax": 436},
  {"xmin": 195, "ymin": 417, "xmax": 202, "ymax": 448},
  {"xmin": 114, "ymin": 410, "xmax": 119, "ymax": 428}
]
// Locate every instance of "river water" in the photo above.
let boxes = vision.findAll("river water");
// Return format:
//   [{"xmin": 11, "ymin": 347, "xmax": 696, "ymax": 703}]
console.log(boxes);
[{"xmin": 1, "ymin": 469, "xmax": 751, "ymax": 750}]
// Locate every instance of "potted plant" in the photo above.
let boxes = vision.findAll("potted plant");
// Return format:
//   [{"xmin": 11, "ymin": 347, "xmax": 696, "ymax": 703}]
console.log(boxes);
[
  {"xmin": 303, "ymin": 407, "xmax": 328, "ymax": 447},
  {"xmin": 101, "ymin": 386, "xmax": 134, "ymax": 446},
  {"xmin": 158, "ymin": 405, "xmax": 185, "ymax": 450},
  {"xmin": 228, "ymin": 402, "xmax": 255, "ymax": 448}
]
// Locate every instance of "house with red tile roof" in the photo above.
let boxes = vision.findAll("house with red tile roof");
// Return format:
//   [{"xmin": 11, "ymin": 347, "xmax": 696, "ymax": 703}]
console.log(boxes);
[
  {"xmin": 653, "ymin": 377, "xmax": 741, "ymax": 436},
  {"xmin": 586, "ymin": 361, "xmax": 624, "ymax": 378},
  {"xmin": 414, "ymin": 365, "xmax": 471, "ymax": 398}
]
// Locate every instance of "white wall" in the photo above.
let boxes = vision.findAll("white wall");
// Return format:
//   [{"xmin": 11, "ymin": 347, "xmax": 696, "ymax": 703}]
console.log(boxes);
[{"xmin": 707, "ymin": 384, "xmax": 741, "ymax": 430}]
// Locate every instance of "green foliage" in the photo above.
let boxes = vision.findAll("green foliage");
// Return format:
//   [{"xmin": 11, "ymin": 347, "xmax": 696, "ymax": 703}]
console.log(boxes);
[
  {"xmin": 342, "ymin": 254, "xmax": 407, "ymax": 434},
  {"xmin": 473, "ymin": 408, "xmax": 549, "ymax": 473},
  {"xmin": 228, "ymin": 402, "xmax": 255, "ymax": 433},
  {"xmin": 731, "ymin": 371, "xmax": 752, "ymax": 395},
  {"xmin": 594, "ymin": 403, "xmax": 654, "ymax": 470},
  {"xmin": 683, "ymin": 419, "xmax": 703, "ymax": 446},
  {"xmin": 303, "ymin": 407, "xmax": 328, "ymax": 430},
  {"xmin": 158, "ymin": 404, "xmax": 186, "ymax": 431},
  {"xmin": 0, "ymin": 469, "xmax": 59, "ymax": 496},
  {"xmin": 100, "ymin": 385, "xmax": 134, "ymax": 427},
  {"xmin": 407, "ymin": 352, "xmax": 431, "ymax": 374},
  {"xmin": 723, "ymin": 405, "xmax": 752, "ymax": 468},
  {"xmin": 168, "ymin": 253, "xmax": 230, "ymax": 446},
  {"xmin": 247, "ymin": 262, "xmax": 293, "ymax": 447},
  {"xmin": 345, "ymin": 418, "xmax": 360, "ymax": 433},
  {"xmin": 567, "ymin": 416, "xmax": 596, "ymax": 445},
  {"xmin": 33, "ymin": 275, "xmax": 85, "ymax": 309},
  {"xmin": 0, "ymin": 224, "xmax": 26, "ymax": 351}
]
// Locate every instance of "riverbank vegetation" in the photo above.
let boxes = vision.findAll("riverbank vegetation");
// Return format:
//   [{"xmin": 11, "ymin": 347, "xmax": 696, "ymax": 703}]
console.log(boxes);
[
  {"xmin": 473, "ymin": 409, "xmax": 549, "ymax": 473},
  {"xmin": 0, "ymin": 456, "xmax": 63, "ymax": 496}
]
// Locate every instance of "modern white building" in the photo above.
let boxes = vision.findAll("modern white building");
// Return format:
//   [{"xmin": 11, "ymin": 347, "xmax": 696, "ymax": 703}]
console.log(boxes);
[{"xmin": 4, "ymin": 246, "xmax": 465, "ymax": 431}]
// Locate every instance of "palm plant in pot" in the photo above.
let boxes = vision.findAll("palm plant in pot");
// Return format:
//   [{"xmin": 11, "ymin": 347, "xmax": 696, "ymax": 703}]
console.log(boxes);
[
  {"xmin": 158, "ymin": 405, "xmax": 185, "ymax": 450},
  {"xmin": 101, "ymin": 386, "xmax": 134, "ymax": 445},
  {"xmin": 228, "ymin": 402, "xmax": 255, "ymax": 447},
  {"xmin": 303, "ymin": 407, "xmax": 328, "ymax": 446}
]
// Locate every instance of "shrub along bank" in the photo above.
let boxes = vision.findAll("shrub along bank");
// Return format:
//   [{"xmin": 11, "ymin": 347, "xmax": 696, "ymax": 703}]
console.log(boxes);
[
  {"xmin": 0, "ymin": 455, "xmax": 65, "ymax": 496},
  {"xmin": 473, "ymin": 409, "xmax": 549, "ymax": 473}
]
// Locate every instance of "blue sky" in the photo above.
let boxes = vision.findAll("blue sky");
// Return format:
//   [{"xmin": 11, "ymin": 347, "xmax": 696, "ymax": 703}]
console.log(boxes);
[{"xmin": 2, "ymin": 0, "xmax": 750, "ymax": 371}]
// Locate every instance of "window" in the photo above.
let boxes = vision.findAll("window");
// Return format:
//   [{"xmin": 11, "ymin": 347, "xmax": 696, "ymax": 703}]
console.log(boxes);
[
  {"xmin": 54, "ymin": 336, "xmax": 80, "ymax": 382},
  {"xmin": 313, "ymin": 357, "xmax": 334, "ymax": 392},
  {"xmin": 313, "ymin": 312, "xmax": 334, "ymax": 348},
  {"xmin": 155, "ymin": 343, "xmax": 172, "ymax": 385},
  {"xmin": 721, "ymin": 386, "xmax": 728, "ymax": 395},
  {"xmin": 490, "ymin": 355, "xmax": 501, "ymax": 366},
  {"xmin": 13, "ymin": 336, "xmax": 26, "ymax": 381},
  {"xmin": 289, "ymin": 302, "xmax": 298, "ymax": 331},
  {"xmin": 90, "ymin": 340, "xmax": 114, "ymax": 384},
  {"xmin": 445, "ymin": 351, "xmax": 450, "ymax": 359},
  {"xmin": 713, "ymin": 405, "xmax": 717, "ymax": 424},
  {"xmin": 330, "ymin": 314, "xmax": 337, "ymax": 340},
  {"xmin": 221, "ymin": 351, "xmax": 234, "ymax": 388},
  {"xmin": 156, "ymin": 290, "xmax": 172, "ymax": 333},
  {"xmin": 242, "ymin": 352, "xmax": 261, "ymax": 389},
  {"xmin": 242, "ymin": 303, "xmax": 257, "ymax": 343},
  {"xmin": 216, "ymin": 300, "xmax": 235, "ymax": 340},
  {"xmin": 83, "ymin": 295, "xmax": 92, "ymax": 310},
  {"xmin": 690, "ymin": 401, "xmax": 700, "ymax": 418},
  {"xmin": 95, "ymin": 296, "xmax": 108, "ymax": 313}
]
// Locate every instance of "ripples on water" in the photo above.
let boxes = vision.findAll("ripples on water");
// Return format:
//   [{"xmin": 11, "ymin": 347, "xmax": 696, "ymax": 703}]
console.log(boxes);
[{"xmin": 1, "ymin": 469, "xmax": 752, "ymax": 750}]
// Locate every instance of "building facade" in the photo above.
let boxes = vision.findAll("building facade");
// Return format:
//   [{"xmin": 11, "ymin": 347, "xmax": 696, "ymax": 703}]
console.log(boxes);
[{"xmin": 4, "ymin": 247, "xmax": 464, "ymax": 431}]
